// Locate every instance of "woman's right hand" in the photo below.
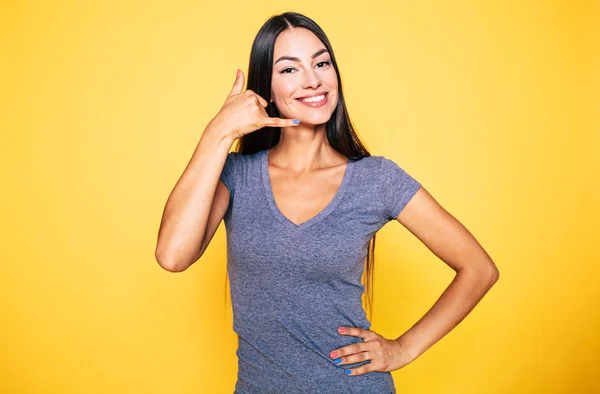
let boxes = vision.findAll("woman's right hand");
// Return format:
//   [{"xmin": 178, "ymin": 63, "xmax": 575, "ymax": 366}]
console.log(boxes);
[{"xmin": 210, "ymin": 69, "xmax": 300, "ymax": 141}]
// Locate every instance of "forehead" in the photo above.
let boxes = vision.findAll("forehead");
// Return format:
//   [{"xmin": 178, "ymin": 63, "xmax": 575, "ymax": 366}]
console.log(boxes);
[{"xmin": 273, "ymin": 28, "xmax": 325, "ymax": 58}]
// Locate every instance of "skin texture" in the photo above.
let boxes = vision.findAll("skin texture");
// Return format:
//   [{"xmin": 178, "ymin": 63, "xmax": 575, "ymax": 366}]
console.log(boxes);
[
  {"xmin": 266, "ymin": 27, "xmax": 348, "ymax": 176},
  {"xmin": 266, "ymin": 27, "xmax": 354, "ymax": 227},
  {"xmin": 270, "ymin": 28, "xmax": 338, "ymax": 129}
]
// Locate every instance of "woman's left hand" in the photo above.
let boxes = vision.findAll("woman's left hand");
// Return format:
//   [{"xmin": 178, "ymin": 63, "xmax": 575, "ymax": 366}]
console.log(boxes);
[{"xmin": 329, "ymin": 327, "xmax": 415, "ymax": 376}]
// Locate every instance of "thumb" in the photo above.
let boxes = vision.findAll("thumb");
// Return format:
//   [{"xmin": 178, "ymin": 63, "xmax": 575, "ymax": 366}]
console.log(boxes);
[{"xmin": 228, "ymin": 69, "xmax": 245, "ymax": 97}]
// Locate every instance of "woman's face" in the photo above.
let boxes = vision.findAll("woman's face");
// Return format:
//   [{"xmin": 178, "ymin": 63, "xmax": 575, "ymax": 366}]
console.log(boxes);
[{"xmin": 270, "ymin": 28, "xmax": 338, "ymax": 126}]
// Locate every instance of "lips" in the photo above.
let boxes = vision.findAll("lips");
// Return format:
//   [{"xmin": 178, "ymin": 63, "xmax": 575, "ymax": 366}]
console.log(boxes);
[
  {"xmin": 295, "ymin": 91, "xmax": 328, "ymax": 100},
  {"xmin": 296, "ymin": 92, "xmax": 328, "ymax": 108}
]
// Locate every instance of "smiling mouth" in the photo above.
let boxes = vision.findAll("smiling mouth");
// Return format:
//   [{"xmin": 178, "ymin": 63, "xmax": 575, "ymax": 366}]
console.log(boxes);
[{"xmin": 295, "ymin": 92, "xmax": 328, "ymax": 104}]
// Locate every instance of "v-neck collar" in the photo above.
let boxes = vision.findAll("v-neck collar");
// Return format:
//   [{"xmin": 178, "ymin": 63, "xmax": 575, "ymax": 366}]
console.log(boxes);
[{"xmin": 261, "ymin": 148, "xmax": 355, "ymax": 230}]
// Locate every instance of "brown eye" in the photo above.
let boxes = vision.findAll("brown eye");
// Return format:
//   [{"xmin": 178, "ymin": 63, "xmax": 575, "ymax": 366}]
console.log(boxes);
[{"xmin": 280, "ymin": 61, "xmax": 330, "ymax": 74}]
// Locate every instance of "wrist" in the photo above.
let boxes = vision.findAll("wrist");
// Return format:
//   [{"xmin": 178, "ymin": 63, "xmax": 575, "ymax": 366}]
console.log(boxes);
[
  {"xmin": 205, "ymin": 118, "xmax": 238, "ymax": 145},
  {"xmin": 395, "ymin": 335, "xmax": 419, "ymax": 363}
]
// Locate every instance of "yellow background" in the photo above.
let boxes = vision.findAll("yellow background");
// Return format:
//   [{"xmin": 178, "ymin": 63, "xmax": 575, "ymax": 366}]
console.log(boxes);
[{"xmin": 1, "ymin": 1, "xmax": 598, "ymax": 393}]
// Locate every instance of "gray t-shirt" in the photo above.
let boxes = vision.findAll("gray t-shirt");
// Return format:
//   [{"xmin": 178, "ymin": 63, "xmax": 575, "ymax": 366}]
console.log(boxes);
[{"xmin": 219, "ymin": 148, "xmax": 421, "ymax": 394}]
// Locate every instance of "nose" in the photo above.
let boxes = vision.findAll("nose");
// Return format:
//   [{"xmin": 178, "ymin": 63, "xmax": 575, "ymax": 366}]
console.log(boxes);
[{"xmin": 301, "ymin": 67, "xmax": 321, "ymax": 90}]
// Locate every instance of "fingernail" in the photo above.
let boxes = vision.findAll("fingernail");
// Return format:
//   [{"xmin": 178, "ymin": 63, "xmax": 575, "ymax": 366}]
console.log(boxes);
[
  {"xmin": 334, "ymin": 358, "xmax": 342, "ymax": 364},
  {"xmin": 330, "ymin": 352, "xmax": 338, "ymax": 358},
  {"xmin": 338, "ymin": 327, "xmax": 345, "ymax": 333},
  {"xmin": 345, "ymin": 369, "xmax": 352, "ymax": 375},
  {"xmin": 293, "ymin": 119, "xmax": 300, "ymax": 124}
]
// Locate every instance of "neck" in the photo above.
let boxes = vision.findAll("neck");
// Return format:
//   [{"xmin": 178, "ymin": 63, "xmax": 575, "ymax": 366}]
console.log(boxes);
[{"xmin": 269, "ymin": 123, "xmax": 344, "ymax": 173}]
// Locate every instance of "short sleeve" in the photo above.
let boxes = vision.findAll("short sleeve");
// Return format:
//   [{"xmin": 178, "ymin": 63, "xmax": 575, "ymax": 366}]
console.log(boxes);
[
  {"xmin": 219, "ymin": 152, "xmax": 238, "ymax": 197},
  {"xmin": 379, "ymin": 157, "xmax": 421, "ymax": 221}
]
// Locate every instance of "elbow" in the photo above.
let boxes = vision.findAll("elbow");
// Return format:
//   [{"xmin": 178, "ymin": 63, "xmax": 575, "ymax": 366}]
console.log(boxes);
[
  {"xmin": 477, "ymin": 256, "xmax": 500, "ymax": 287},
  {"xmin": 155, "ymin": 248, "xmax": 189, "ymax": 273},
  {"xmin": 488, "ymin": 264, "xmax": 500, "ymax": 286},
  {"xmin": 462, "ymin": 260, "xmax": 499, "ymax": 288}
]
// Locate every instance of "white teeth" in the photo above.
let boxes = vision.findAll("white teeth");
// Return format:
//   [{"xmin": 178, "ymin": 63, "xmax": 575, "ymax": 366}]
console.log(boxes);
[{"xmin": 300, "ymin": 94, "xmax": 325, "ymax": 103}]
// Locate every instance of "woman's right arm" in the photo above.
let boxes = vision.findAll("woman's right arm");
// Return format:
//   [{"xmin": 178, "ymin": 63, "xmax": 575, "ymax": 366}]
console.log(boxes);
[
  {"xmin": 154, "ymin": 69, "xmax": 299, "ymax": 272},
  {"xmin": 154, "ymin": 121, "xmax": 236, "ymax": 272}
]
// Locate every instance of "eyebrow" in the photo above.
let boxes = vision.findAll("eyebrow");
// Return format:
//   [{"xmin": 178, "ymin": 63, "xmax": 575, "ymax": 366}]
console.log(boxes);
[{"xmin": 273, "ymin": 48, "xmax": 330, "ymax": 65}]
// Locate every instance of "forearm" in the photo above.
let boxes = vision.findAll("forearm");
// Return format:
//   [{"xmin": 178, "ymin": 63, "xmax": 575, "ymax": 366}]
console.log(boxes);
[{"xmin": 396, "ymin": 266, "xmax": 499, "ymax": 361}]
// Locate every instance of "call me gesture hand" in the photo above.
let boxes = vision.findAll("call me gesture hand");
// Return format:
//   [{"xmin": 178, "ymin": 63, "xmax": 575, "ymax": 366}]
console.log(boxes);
[
  {"xmin": 210, "ymin": 69, "xmax": 300, "ymax": 141},
  {"xmin": 330, "ymin": 327, "xmax": 415, "ymax": 376}
]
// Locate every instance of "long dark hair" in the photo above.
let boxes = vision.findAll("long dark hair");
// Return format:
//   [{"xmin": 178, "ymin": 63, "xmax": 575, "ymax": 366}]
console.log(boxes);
[{"xmin": 226, "ymin": 11, "xmax": 378, "ymax": 321}]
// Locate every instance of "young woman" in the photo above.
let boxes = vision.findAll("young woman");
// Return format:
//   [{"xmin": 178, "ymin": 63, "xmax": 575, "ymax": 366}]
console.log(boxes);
[{"xmin": 155, "ymin": 11, "xmax": 499, "ymax": 394}]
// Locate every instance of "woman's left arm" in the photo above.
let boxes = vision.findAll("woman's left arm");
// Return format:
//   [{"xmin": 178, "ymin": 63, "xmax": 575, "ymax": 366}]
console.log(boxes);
[{"xmin": 394, "ymin": 185, "xmax": 500, "ymax": 362}]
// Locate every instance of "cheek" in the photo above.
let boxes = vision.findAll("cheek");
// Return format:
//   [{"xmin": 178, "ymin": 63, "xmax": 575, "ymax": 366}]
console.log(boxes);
[
  {"xmin": 271, "ymin": 80, "xmax": 296, "ymax": 101},
  {"xmin": 327, "ymin": 76, "xmax": 339, "ymax": 93}
]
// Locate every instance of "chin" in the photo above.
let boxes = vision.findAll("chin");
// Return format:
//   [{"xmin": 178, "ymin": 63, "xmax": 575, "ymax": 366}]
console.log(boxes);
[
  {"xmin": 295, "ymin": 117, "xmax": 331, "ymax": 126},
  {"xmin": 294, "ymin": 110, "xmax": 335, "ymax": 126}
]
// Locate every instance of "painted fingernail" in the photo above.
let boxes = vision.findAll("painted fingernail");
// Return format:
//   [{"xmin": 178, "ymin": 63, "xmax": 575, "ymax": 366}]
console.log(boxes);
[
  {"xmin": 338, "ymin": 327, "xmax": 345, "ymax": 333},
  {"xmin": 330, "ymin": 352, "xmax": 338, "ymax": 358},
  {"xmin": 345, "ymin": 369, "xmax": 352, "ymax": 375},
  {"xmin": 293, "ymin": 119, "xmax": 300, "ymax": 124},
  {"xmin": 334, "ymin": 358, "xmax": 342, "ymax": 364}
]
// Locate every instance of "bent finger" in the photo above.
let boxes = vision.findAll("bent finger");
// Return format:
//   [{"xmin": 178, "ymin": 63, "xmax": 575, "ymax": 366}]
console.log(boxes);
[{"xmin": 251, "ymin": 92, "xmax": 268, "ymax": 108}]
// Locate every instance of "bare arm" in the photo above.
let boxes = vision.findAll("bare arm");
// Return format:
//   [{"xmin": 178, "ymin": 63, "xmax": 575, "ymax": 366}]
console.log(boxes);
[
  {"xmin": 155, "ymin": 68, "xmax": 299, "ymax": 273},
  {"xmin": 155, "ymin": 122, "xmax": 235, "ymax": 272},
  {"xmin": 393, "ymin": 186, "xmax": 500, "ymax": 361}
]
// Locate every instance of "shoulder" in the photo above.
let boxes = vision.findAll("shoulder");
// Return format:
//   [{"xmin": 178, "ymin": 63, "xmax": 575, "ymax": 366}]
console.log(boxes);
[
  {"xmin": 227, "ymin": 149, "xmax": 264, "ymax": 163},
  {"xmin": 352, "ymin": 155, "xmax": 418, "ymax": 191},
  {"xmin": 350, "ymin": 155, "xmax": 392, "ymax": 192},
  {"xmin": 225, "ymin": 150, "xmax": 243, "ymax": 162},
  {"xmin": 224, "ymin": 149, "xmax": 262, "ymax": 171},
  {"xmin": 223, "ymin": 149, "xmax": 265, "ymax": 189},
  {"xmin": 353, "ymin": 155, "xmax": 402, "ymax": 173},
  {"xmin": 352, "ymin": 155, "xmax": 384, "ymax": 170}
]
